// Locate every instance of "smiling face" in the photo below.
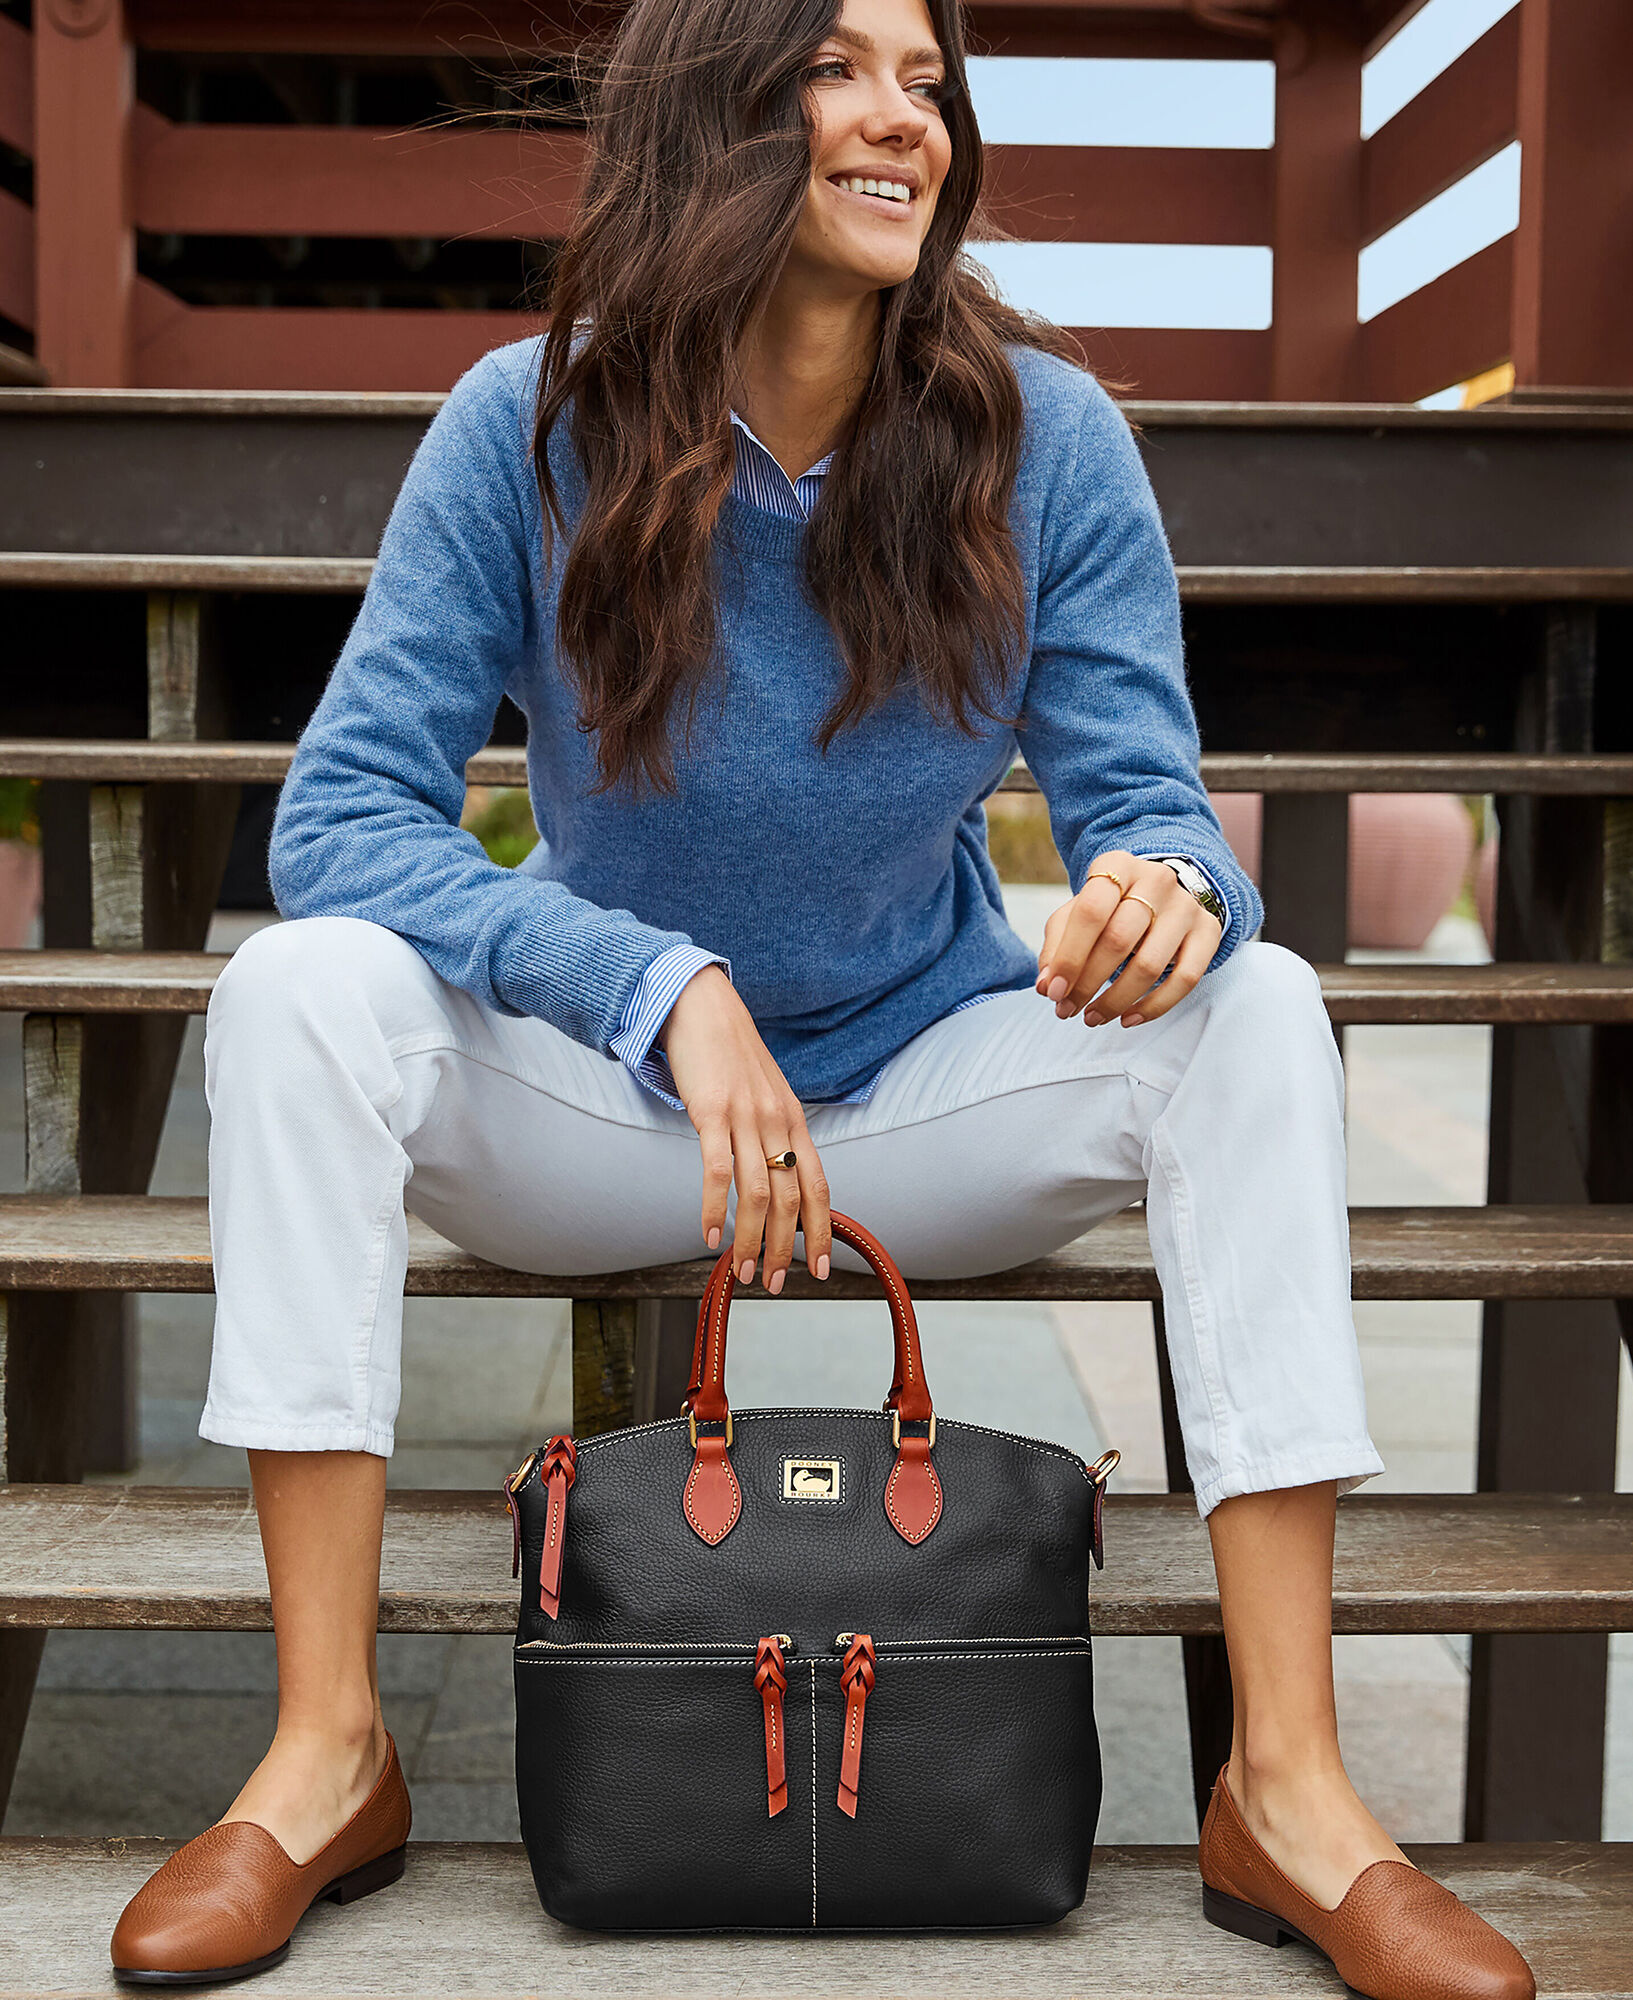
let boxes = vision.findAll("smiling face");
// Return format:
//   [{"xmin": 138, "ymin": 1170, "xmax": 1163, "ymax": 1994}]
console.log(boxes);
[{"xmin": 789, "ymin": 0, "xmax": 953, "ymax": 300}]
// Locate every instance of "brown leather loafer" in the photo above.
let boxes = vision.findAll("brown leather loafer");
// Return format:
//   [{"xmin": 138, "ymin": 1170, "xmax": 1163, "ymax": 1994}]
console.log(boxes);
[
  {"xmin": 1197, "ymin": 1762, "xmax": 1534, "ymax": 2000},
  {"xmin": 111, "ymin": 1734, "xmax": 412, "ymax": 1986}
]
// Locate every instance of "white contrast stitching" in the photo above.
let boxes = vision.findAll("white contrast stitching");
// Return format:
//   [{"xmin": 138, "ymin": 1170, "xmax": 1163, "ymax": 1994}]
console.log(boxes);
[
  {"xmin": 516, "ymin": 1651, "xmax": 1090, "ymax": 1667},
  {"xmin": 810, "ymin": 1662, "xmax": 818, "ymax": 1928},
  {"xmin": 884, "ymin": 1451, "xmax": 943, "ymax": 1542}
]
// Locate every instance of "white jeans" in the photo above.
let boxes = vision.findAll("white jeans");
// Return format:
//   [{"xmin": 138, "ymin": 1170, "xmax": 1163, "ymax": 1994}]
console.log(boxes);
[{"xmin": 198, "ymin": 917, "xmax": 1383, "ymax": 1518}]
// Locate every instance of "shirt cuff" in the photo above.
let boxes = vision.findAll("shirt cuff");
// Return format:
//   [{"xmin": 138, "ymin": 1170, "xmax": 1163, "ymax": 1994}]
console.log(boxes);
[
  {"xmin": 1151, "ymin": 854, "xmax": 1231, "ymax": 940},
  {"xmin": 607, "ymin": 942, "xmax": 732, "ymax": 1111}
]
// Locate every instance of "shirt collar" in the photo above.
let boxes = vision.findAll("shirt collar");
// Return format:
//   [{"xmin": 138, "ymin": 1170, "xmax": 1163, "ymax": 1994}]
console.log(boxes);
[{"xmin": 729, "ymin": 408, "xmax": 835, "ymax": 487}]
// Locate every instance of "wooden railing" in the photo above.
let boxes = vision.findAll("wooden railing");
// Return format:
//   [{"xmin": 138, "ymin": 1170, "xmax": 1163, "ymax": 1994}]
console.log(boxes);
[{"xmin": 2, "ymin": 2, "xmax": 1625, "ymax": 400}]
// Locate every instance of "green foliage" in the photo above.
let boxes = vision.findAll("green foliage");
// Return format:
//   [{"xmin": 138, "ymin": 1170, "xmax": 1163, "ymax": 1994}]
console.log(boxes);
[
  {"xmin": 466, "ymin": 787, "xmax": 541, "ymax": 869},
  {"xmin": 0, "ymin": 778, "xmax": 39, "ymax": 845}
]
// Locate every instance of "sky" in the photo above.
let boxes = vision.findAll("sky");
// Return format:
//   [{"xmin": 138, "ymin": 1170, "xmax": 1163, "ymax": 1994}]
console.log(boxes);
[{"xmin": 962, "ymin": 0, "xmax": 1519, "ymax": 394}]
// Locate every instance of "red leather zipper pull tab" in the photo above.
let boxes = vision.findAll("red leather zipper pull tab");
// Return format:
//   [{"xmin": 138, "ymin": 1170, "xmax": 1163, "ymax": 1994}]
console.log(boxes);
[
  {"xmin": 536, "ymin": 1436, "xmax": 577, "ymax": 1619},
  {"xmin": 1087, "ymin": 1449, "xmax": 1121, "ymax": 1573},
  {"xmin": 754, "ymin": 1638, "xmax": 789, "ymax": 1819},
  {"xmin": 503, "ymin": 1449, "xmax": 538, "ymax": 1580},
  {"xmin": 837, "ymin": 1634, "xmax": 876, "ymax": 1819}
]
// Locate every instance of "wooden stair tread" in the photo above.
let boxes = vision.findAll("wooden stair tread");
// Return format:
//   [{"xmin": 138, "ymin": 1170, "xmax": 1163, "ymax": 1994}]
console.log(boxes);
[
  {"xmin": 1, "ymin": 1485, "xmax": 1629, "ymax": 1637},
  {"xmin": 1, "ymin": 1195, "xmax": 1631, "ymax": 1301},
  {"xmin": 6, "ymin": 736, "xmax": 1633, "ymax": 795},
  {"xmin": 5, "ymin": 1837, "xmax": 1628, "ymax": 1999},
  {"xmin": 5, "ymin": 951, "xmax": 1633, "ymax": 1024},
  {"xmin": 3, "ymin": 550, "xmax": 1631, "ymax": 601}
]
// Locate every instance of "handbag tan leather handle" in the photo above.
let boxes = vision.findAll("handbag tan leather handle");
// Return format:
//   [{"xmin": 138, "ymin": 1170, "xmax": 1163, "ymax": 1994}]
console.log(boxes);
[
  {"xmin": 683, "ymin": 1210, "xmax": 934, "ymax": 1427},
  {"xmin": 680, "ymin": 1212, "xmax": 942, "ymax": 1548}
]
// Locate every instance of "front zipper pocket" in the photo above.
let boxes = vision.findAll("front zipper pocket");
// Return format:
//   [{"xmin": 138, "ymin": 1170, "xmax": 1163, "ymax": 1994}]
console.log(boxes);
[
  {"xmin": 515, "ymin": 1631, "xmax": 1098, "ymax": 1933},
  {"xmin": 514, "ymin": 1636, "xmax": 810, "ymax": 1933},
  {"xmin": 808, "ymin": 1633, "xmax": 1100, "ymax": 1930}
]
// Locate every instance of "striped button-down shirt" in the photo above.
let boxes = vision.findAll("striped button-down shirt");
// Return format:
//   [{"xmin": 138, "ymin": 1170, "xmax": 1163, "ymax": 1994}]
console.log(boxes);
[{"xmin": 607, "ymin": 408, "xmax": 1224, "ymax": 1112}]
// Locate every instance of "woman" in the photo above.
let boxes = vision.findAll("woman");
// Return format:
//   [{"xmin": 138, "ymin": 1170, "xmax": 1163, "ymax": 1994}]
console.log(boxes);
[{"xmin": 110, "ymin": 1, "xmax": 1533, "ymax": 1995}]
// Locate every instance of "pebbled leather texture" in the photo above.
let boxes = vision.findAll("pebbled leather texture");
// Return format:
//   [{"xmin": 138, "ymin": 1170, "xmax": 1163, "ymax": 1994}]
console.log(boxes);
[
  {"xmin": 1198, "ymin": 1763, "xmax": 1536, "ymax": 2000},
  {"xmin": 513, "ymin": 1237, "xmax": 1106, "ymax": 1933},
  {"xmin": 515, "ymin": 1639, "xmax": 1097, "ymax": 1932},
  {"xmin": 110, "ymin": 1736, "xmax": 412, "ymax": 1978}
]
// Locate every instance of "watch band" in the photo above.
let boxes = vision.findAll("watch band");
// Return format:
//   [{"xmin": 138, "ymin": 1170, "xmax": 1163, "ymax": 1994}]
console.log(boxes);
[{"xmin": 1156, "ymin": 855, "xmax": 1227, "ymax": 926}]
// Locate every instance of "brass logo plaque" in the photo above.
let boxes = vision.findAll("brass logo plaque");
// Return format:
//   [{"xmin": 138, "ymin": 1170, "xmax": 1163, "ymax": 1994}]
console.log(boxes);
[{"xmin": 782, "ymin": 1457, "xmax": 842, "ymax": 1501}]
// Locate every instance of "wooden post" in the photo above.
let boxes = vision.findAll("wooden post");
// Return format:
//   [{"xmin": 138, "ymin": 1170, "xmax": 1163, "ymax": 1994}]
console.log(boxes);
[
  {"xmin": 32, "ymin": 0, "xmax": 135, "ymax": 387},
  {"xmin": 1510, "ymin": 0, "xmax": 1633, "ymax": 393},
  {"xmin": 1259, "ymin": 790, "xmax": 1349, "ymax": 1056},
  {"xmin": 1268, "ymin": 2, "xmax": 1363, "ymax": 401},
  {"xmin": 1467, "ymin": 606, "xmax": 1624, "ymax": 1839},
  {"xmin": 573, "ymin": 1297, "xmax": 698, "ymax": 1436}
]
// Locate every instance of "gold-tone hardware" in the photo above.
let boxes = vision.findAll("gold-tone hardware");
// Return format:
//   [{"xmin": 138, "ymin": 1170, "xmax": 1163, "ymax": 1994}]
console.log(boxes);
[
  {"xmin": 836, "ymin": 1632, "xmax": 855, "ymax": 1648},
  {"xmin": 783, "ymin": 1457, "xmax": 842, "ymax": 1501},
  {"xmin": 505, "ymin": 1450, "xmax": 535, "ymax": 1494},
  {"xmin": 688, "ymin": 1410, "xmax": 734, "ymax": 1449},
  {"xmin": 890, "ymin": 1409, "xmax": 936, "ymax": 1449},
  {"xmin": 1088, "ymin": 1447, "xmax": 1122, "ymax": 1486}
]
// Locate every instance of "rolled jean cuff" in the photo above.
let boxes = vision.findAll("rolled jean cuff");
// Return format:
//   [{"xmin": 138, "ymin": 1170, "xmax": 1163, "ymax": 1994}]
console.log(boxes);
[
  {"xmin": 1191, "ymin": 1441, "xmax": 1386, "ymax": 1520},
  {"xmin": 198, "ymin": 1405, "xmax": 396, "ymax": 1458}
]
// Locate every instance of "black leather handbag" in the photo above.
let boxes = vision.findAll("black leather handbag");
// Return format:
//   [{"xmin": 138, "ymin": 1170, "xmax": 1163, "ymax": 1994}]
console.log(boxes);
[{"xmin": 506, "ymin": 1211, "xmax": 1120, "ymax": 1934}]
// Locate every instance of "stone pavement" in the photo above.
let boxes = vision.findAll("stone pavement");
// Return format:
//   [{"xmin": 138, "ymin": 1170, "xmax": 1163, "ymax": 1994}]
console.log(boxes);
[{"xmin": 2, "ymin": 898, "xmax": 1628, "ymax": 1845}]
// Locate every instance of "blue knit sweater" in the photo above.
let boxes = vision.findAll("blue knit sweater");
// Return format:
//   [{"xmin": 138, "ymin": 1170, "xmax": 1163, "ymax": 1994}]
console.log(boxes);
[{"xmin": 269, "ymin": 337, "xmax": 1262, "ymax": 1106}]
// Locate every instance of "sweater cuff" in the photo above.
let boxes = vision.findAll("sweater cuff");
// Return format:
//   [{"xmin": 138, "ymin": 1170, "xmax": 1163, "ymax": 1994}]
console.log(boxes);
[{"xmin": 607, "ymin": 942, "xmax": 733, "ymax": 1111}]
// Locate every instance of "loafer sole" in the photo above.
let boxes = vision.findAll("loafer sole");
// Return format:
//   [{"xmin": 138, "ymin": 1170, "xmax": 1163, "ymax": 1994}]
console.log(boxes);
[{"xmin": 1203, "ymin": 1881, "xmax": 1324, "ymax": 1957}]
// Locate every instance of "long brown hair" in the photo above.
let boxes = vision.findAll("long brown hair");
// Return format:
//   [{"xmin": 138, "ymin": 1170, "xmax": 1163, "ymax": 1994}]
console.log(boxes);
[{"xmin": 533, "ymin": 0, "xmax": 1087, "ymax": 797}]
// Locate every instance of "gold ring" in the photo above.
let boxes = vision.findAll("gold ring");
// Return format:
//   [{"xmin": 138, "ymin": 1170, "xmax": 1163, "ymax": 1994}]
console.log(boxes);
[
  {"xmin": 765, "ymin": 1149, "xmax": 797, "ymax": 1170},
  {"xmin": 1119, "ymin": 893, "xmax": 1159, "ymax": 923},
  {"xmin": 1086, "ymin": 870, "xmax": 1126, "ymax": 894}
]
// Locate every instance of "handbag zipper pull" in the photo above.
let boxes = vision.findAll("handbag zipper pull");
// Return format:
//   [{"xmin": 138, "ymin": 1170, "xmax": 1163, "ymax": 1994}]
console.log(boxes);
[
  {"xmin": 503, "ymin": 1448, "xmax": 540, "ymax": 1579},
  {"xmin": 1087, "ymin": 1449, "xmax": 1121, "ymax": 1572},
  {"xmin": 536, "ymin": 1435, "xmax": 577, "ymax": 1620},
  {"xmin": 836, "ymin": 1633, "xmax": 877, "ymax": 1819},
  {"xmin": 753, "ymin": 1637, "xmax": 791, "ymax": 1818}
]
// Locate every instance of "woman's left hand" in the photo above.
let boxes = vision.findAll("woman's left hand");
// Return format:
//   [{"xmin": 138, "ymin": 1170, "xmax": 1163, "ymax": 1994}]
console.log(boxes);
[{"xmin": 1035, "ymin": 850, "xmax": 1223, "ymax": 1028}]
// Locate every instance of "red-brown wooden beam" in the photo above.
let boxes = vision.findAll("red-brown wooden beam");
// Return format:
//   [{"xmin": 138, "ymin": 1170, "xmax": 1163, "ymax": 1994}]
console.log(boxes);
[
  {"xmin": 132, "ymin": 112, "xmax": 583, "ymax": 241},
  {"xmin": 982, "ymin": 144, "xmax": 1270, "ymax": 246},
  {"xmin": 0, "ymin": 188, "xmax": 33, "ymax": 334},
  {"xmin": 131, "ymin": 283, "xmax": 536, "ymax": 392},
  {"xmin": 1511, "ymin": 0, "xmax": 1633, "ymax": 392},
  {"xmin": 1361, "ymin": 6, "xmax": 1518, "ymax": 245},
  {"xmin": 126, "ymin": 1, "xmax": 1272, "ymax": 61},
  {"xmin": 1268, "ymin": 2, "xmax": 1363, "ymax": 398},
  {"xmin": 1069, "ymin": 326, "xmax": 1269, "ymax": 400},
  {"xmin": 130, "ymin": 112, "xmax": 1272, "ymax": 250},
  {"xmin": 127, "ymin": 284, "xmax": 1272, "ymax": 397},
  {"xmin": 1360, "ymin": 234, "xmax": 1512, "ymax": 405},
  {"xmin": 0, "ymin": 12, "xmax": 32, "ymax": 157},
  {"xmin": 32, "ymin": 0, "xmax": 135, "ymax": 386}
]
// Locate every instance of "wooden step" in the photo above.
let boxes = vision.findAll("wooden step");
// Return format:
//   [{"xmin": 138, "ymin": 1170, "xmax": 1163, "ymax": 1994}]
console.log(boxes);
[
  {"xmin": 4, "ymin": 951, "xmax": 1632, "ymax": 1025},
  {"xmin": 3, "ymin": 550, "xmax": 1631, "ymax": 601},
  {"xmin": 5, "ymin": 735, "xmax": 1633, "ymax": 795},
  {"xmin": 6, "ymin": 1836, "xmax": 1627, "ymax": 1999},
  {"xmin": 1, "ymin": 1195, "xmax": 1630, "ymax": 1302},
  {"xmin": 1, "ymin": 1484, "xmax": 1628, "ymax": 1637}
]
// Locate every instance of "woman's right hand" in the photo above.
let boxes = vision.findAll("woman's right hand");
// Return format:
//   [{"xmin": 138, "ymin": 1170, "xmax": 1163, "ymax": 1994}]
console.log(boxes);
[{"xmin": 659, "ymin": 966, "xmax": 832, "ymax": 1294}]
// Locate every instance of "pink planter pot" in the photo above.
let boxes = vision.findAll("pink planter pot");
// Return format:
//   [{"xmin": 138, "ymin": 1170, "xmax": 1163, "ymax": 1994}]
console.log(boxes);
[
  {"xmin": 1206, "ymin": 793, "xmax": 1475, "ymax": 951},
  {"xmin": 0, "ymin": 839, "xmax": 41, "ymax": 947},
  {"xmin": 1474, "ymin": 831, "xmax": 1500, "ymax": 946}
]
